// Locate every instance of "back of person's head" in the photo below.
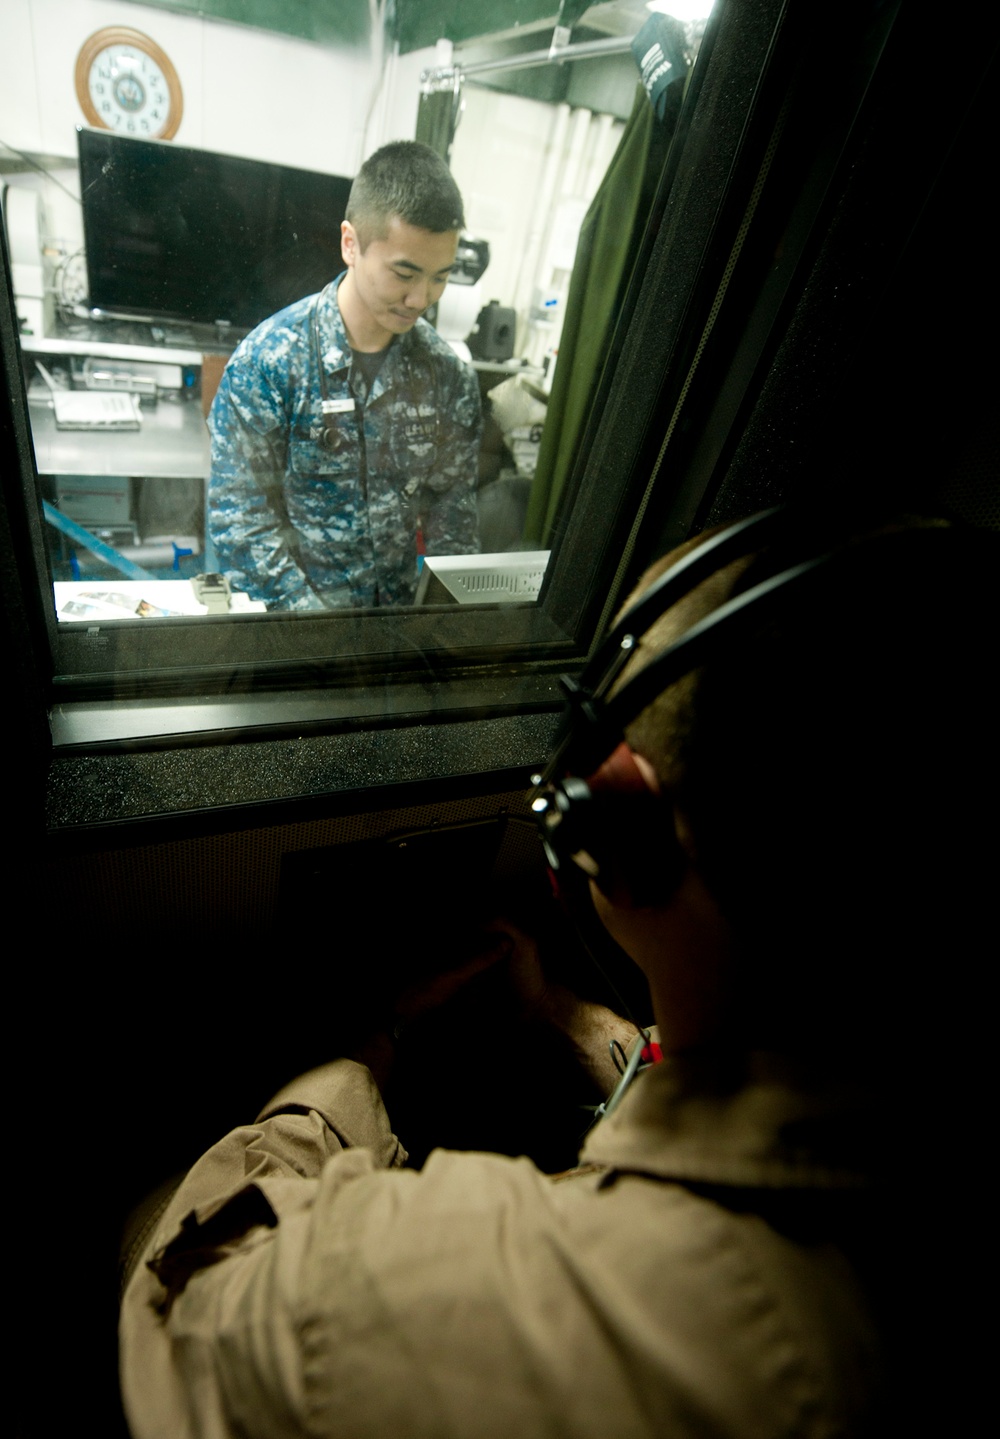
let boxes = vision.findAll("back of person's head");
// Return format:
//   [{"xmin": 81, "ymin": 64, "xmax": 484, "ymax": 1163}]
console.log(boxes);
[
  {"xmin": 346, "ymin": 141, "xmax": 465, "ymax": 250},
  {"xmin": 605, "ymin": 511, "xmax": 996, "ymax": 1431},
  {"xmin": 622, "ymin": 513, "xmax": 999, "ymax": 1072}
]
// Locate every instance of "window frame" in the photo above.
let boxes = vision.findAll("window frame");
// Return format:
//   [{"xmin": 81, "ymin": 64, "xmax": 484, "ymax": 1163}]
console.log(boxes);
[{"xmin": 2, "ymin": 0, "xmax": 909, "ymax": 756}]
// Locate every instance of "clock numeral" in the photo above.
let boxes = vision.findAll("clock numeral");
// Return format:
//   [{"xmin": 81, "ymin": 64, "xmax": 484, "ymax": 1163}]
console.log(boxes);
[{"xmin": 82, "ymin": 33, "xmax": 180, "ymax": 138}]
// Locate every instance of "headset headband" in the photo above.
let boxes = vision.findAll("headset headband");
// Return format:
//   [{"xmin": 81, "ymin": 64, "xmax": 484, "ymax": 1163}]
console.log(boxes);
[
  {"xmin": 536, "ymin": 506, "xmax": 843, "ymax": 786},
  {"xmin": 528, "ymin": 504, "xmax": 837, "ymax": 1019},
  {"xmin": 581, "ymin": 506, "xmax": 786, "ymax": 692}
]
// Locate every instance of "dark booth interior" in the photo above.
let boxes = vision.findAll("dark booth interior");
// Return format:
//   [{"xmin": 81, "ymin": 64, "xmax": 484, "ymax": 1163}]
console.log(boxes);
[{"xmin": 3, "ymin": 4, "xmax": 997, "ymax": 1435}]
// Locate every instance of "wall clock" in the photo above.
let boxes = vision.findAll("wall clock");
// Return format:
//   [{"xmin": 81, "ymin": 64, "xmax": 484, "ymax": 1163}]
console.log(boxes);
[{"xmin": 75, "ymin": 27, "xmax": 183, "ymax": 141}]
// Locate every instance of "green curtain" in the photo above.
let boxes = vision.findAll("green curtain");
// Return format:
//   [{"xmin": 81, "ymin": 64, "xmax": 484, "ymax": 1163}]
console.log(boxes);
[{"xmin": 523, "ymin": 84, "xmax": 674, "ymax": 547}]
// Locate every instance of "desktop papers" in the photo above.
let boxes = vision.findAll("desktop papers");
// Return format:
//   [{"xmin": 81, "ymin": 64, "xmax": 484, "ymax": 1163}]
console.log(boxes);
[
  {"xmin": 34, "ymin": 360, "xmax": 143, "ymax": 431},
  {"xmin": 58, "ymin": 589, "xmax": 179, "ymax": 620},
  {"xmin": 53, "ymin": 581, "xmax": 269, "ymax": 621},
  {"xmin": 51, "ymin": 389, "xmax": 142, "ymax": 431}
]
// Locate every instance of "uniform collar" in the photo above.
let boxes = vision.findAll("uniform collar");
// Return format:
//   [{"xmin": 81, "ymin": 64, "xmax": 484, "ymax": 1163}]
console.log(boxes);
[
  {"xmin": 315, "ymin": 273, "xmax": 421, "ymax": 380},
  {"xmin": 581, "ymin": 1051, "xmax": 875, "ymax": 1191}
]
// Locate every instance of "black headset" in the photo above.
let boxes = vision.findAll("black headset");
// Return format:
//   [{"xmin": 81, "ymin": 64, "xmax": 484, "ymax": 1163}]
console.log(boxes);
[{"xmin": 530, "ymin": 506, "xmax": 846, "ymax": 909}]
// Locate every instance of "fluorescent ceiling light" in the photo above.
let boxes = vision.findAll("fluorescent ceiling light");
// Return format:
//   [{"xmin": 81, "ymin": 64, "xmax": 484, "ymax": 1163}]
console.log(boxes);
[{"xmin": 646, "ymin": 0, "xmax": 715, "ymax": 21}]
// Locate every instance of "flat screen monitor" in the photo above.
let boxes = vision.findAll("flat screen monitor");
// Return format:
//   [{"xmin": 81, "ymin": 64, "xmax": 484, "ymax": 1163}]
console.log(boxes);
[{"xmin": 77, "ymin": 128, "xmax": 352, "ymax": 330}]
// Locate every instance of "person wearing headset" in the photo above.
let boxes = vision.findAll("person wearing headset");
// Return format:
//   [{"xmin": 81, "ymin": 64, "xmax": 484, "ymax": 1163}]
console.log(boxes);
[
  {"xmin": 120, "ymin": 510, "xmax": 996, "ymax": 1435},
  {"xmin": 208, "ymin": 142, "xmax": 481, "ymax": 611}
]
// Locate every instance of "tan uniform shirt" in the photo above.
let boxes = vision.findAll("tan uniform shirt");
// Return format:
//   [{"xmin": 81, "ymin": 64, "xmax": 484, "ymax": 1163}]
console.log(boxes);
[{"xmin": 120, "ymin": 1056, "xmax": 880, "ymax": 1438}]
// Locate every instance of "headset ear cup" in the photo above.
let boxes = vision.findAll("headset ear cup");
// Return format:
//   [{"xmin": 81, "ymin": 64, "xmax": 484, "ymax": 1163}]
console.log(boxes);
[
  {"xmin": 589, "ymin": 793, "xmax": 688, "ymax": 908},
  {"xmin": 546, "ymin": 784, "xmax": 687, "ymax": 909}
]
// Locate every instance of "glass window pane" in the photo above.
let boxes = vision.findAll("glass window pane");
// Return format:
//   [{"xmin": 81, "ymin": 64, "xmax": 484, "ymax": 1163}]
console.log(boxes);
[
  {"xmin": 2, "ymin": 4, "xmax": 712, "ymax": 669},
  {"xmin": 1, "ymin": 3, "xmax": 737, "ymax": 728}
]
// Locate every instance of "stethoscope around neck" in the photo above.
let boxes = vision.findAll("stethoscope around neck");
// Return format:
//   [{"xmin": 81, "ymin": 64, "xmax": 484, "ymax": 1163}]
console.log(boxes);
[
  {"xmin": 310, "ymin": 283, "xmax": 442, "ymax": 457},
  {"xmin": 312, "ymin": 284, "xmax": 358, "ymax": 455}
]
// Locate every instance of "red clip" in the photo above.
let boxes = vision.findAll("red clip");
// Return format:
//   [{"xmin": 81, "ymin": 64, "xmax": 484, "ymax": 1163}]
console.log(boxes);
[{"xmin": 640, "ymin": 1041, "xmax": 663, "ymax": 1065}]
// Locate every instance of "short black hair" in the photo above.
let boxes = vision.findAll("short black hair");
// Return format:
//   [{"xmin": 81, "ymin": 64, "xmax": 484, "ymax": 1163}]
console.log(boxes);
[{"xmin": 346, "ymin": 141, "xmax": 465, "ymax": 249}]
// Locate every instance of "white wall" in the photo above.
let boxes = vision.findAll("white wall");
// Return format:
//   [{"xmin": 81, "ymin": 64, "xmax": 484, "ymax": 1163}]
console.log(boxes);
[
  {"xmin": 364, "ymin": 43, "xmax": 437, "ymax": 155},
  {"xmin": 0, "ymin": 0, "xmax": 413, "ymax": 264},
  {"xmin": 449, "ymin": 84, "xmax": 623, "ymax": 361},
  {"xmin": 0, "ymin": 1, "xmax": 627, "ymax": 356},
  {"xmin": 0, "ymin": 0, "xmax": 381, "ymax": 166}
]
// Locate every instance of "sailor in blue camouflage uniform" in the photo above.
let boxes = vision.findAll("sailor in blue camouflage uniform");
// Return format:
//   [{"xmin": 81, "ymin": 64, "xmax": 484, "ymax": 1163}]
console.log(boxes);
[{"xmin": 209, "ymin": 141, "xmax": 481, "ymax": 611}]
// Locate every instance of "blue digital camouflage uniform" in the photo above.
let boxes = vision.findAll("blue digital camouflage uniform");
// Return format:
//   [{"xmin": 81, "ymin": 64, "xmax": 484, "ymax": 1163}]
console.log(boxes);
[{"xmin": 208, "ymin": 275, "xmax": 481, "ymax": 610}]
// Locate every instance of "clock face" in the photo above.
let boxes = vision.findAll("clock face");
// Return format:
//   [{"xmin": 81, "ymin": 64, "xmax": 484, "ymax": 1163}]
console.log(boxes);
[{"xmin": 75, "ymin": 27, "xmax": 183, "ymax": 142}]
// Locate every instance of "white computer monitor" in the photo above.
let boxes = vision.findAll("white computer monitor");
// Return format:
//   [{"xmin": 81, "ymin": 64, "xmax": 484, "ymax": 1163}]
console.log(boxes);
[{"xmin": 415, "ymin": 550, "xmax": 550, "ymax": 605}]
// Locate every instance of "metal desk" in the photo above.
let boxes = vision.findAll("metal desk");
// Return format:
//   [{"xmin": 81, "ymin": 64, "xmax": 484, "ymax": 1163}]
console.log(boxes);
[{"xmin": 27, "ymin": 389, "xmax": 210, "ymax": 479}]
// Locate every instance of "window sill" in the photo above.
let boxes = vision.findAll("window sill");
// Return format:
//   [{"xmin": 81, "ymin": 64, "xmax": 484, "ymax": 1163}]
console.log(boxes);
[{"xmin": 45, "ymin": 694, "xmax": 563, "ymax": 841}]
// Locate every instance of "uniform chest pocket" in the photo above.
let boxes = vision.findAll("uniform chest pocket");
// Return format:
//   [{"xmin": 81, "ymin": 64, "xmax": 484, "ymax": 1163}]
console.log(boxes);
[
  {"xmin": 386, "ymin": 414, "xmax": 439, "ymax": 488},
  {"xmin": 288, "ymin": 423, "xmax": 358, "ymax": 480}
]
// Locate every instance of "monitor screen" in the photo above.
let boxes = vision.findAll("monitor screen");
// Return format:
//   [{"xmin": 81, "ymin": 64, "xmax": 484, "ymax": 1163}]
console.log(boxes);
[{"xmin": 77, "ymin": 128, "xmax": 352, "ymax": 330}]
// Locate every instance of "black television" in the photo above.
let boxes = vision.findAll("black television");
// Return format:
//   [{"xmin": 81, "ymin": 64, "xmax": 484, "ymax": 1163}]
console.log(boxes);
[{"xmin": 78, "ymin": 128, "xmax": 352, "ymax": 331}]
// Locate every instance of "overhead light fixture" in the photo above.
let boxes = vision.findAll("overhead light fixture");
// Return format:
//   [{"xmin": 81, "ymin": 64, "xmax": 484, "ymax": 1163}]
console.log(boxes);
[{"xmin": 646, "ymin": 0, "xmax": 715, "ymax": 21}]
